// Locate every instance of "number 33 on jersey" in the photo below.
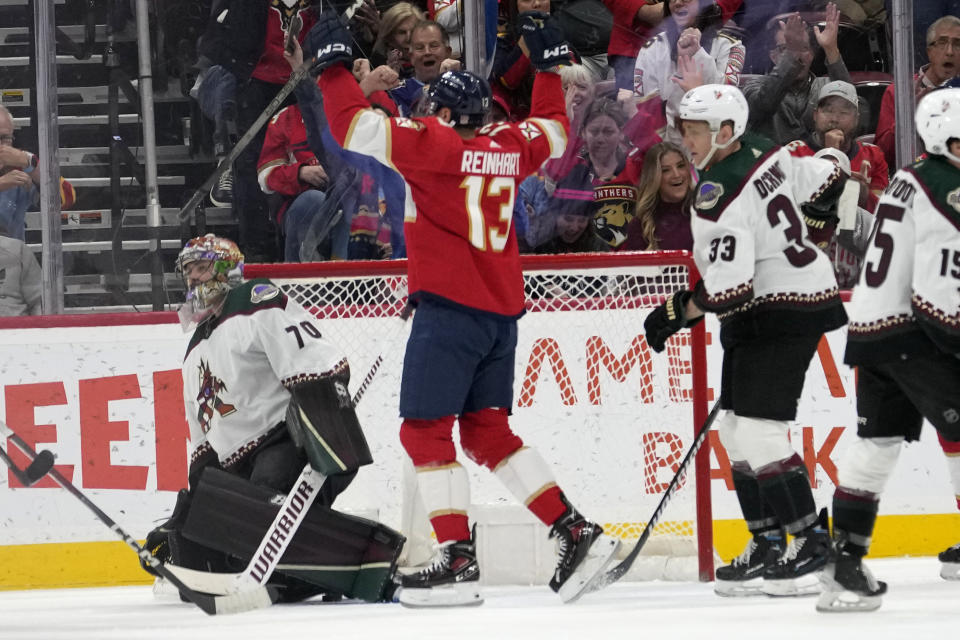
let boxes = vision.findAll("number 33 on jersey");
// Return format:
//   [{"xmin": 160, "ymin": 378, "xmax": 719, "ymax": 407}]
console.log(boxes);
[{"xmin": 689, "ymin": 134, "xmax": 842, "ymax": 320}]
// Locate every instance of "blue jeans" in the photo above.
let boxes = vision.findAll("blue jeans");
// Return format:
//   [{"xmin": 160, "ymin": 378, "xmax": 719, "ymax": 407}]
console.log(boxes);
[
  {"xmin": 283, "ymin": 189, "xmax": 327, "ymax": 262},
  {"xmin": 196, "ymin": 65, "xmax": 237, "ymax": 125}
]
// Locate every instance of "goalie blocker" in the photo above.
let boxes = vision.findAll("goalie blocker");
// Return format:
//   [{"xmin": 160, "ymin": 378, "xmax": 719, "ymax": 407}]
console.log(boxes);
[{"xmin": 286, "ymin": 375, "xmax": 373, "ymax": 476}]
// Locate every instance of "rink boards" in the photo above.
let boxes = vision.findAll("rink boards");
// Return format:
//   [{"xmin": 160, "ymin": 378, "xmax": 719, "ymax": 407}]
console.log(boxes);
[{"xmin": 0, "ymin": 311, "xmax": 957, "ymax": 590}]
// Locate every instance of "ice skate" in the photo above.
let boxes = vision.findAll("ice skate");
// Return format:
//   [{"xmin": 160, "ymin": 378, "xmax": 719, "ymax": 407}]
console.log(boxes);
[
  {"xmin": 816, "ymin": 551, "xmax": 887, "ymax": 612},
  {"xmin": 549, "ymin": 504, "xmax": 620, "ymax": 603},
  {"xmin": 398, "ymin": 528, "xmax": 482, "ymax": 608},
  {"xmin": 762, "ymin": 509, "xmax": 831, "ymax": 596},
  {"xmin": 714, "ymin": 531, "xmax": 784, "ymax": 597},
  {"xmin": 938, "ymin": 541, "xmax": 960, "ymax": 580}
]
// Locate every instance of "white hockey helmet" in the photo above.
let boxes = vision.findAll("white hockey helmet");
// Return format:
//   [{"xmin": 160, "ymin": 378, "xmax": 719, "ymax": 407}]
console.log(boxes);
[
  {"xmin": 175, "ymin": 234, "xmax": 244, "ymax": 328},
  {"xmin": 677, "ymin": 84, "xmax": 749, "ymax": 169},
  {"xmin": 916, "ymin": 87, "xmax": 960, "ymax": 165}
]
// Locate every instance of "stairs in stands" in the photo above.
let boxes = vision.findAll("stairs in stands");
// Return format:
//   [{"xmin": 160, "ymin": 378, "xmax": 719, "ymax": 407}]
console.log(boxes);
[{"xmin": 0, "ymin": 0, "xmax": 231, "ymax": 312}]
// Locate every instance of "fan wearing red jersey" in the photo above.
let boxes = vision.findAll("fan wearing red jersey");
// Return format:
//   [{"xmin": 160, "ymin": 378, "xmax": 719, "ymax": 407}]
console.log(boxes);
[{"xmin": 307, "ymin": 10, "xmax": 620, "ymax": 608}]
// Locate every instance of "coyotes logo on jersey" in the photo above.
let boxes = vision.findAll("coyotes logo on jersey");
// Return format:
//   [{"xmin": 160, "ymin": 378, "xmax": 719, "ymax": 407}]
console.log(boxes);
[{"xmin": 196, "ymin": 359, "xmax": 237, "ymax": 434}]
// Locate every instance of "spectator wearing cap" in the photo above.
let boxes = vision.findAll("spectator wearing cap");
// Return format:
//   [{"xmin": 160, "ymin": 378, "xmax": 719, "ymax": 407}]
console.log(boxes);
[
  {"xmin": 874, "ymin": 14, "xmax": 960, "ymax": 169},
  {"xmin": 742, "ymin": 3, "xmax": 861, "ymax": 146},
  {"xmin": 790, "ymin": 80, "xmax": 888, "ymax": 212}
]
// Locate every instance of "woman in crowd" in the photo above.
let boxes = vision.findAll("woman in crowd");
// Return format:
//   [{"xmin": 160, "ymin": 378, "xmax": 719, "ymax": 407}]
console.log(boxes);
[
  {"xmin": 633, "ymin": 0, "xmax": 744, "ymax": 145},
  {"xmin": 369, "ymin": 2, "xmax": 424, "ymax": 76},
  {"xmin": 621, "ymin": 141, "xmax": 694, "ymax": 251}
]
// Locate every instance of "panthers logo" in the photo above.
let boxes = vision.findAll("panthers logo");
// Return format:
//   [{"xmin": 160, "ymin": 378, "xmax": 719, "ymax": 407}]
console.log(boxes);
[
  {"xmin": 269, "ymin": 0, "xmax": 310, "ymax": 31},
  {"xmin": 594, "ymin": 200, "xmax": 634, "ymax": 248}
]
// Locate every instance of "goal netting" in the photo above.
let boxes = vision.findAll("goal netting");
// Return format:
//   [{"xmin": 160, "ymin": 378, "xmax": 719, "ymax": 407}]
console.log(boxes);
[{"xmin": 245, "ymin": 251, "xmax": 714, "ymax": 583}]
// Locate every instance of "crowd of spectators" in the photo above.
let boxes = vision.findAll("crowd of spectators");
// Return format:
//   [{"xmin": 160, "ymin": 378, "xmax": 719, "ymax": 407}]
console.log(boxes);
[{"xmin": 176, "ymin": 0, "xmax": 959, "ymax": 291}]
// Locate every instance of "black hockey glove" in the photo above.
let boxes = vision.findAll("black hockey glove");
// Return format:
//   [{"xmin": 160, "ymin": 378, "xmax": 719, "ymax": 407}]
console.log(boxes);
[
  {"xmin": 305, "ymin": 10, "xmax": 354, "ymax": 74},
  {"xmin": 644, "ymin": 289, "xmax": 702, "ymax": 353},
  {"xmin": 139, "ymin": 488, "xmax": 191, "ymax": 577},
  {"xmin": 516, "ymin": 11, "xmax": 572, "ymax": 71}
]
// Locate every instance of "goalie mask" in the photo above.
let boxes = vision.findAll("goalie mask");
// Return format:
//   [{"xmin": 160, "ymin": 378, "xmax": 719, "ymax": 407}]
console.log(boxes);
[
  {"xmin": 176, "ymin": 234, "xmax": 244, "ymax": 329},
  {"xmin": 916, "ymin": 87, "xmax": 960, "ymax": 165},
  {"xmin": 677, "ymin": 84, "xmax": 748, "ymax": 170}
]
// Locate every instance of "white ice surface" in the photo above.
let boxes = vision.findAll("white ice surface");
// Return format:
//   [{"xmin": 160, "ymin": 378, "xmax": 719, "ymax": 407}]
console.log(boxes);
[{"xmin": 0, "ymin": 557, "xmax": 956, "ymax": 640}]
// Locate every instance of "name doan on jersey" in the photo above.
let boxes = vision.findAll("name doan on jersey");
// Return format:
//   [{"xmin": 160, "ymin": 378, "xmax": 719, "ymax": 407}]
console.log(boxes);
[{"xmin": 459, "ymin": 150, "xmax": 522, "ymax": 176}]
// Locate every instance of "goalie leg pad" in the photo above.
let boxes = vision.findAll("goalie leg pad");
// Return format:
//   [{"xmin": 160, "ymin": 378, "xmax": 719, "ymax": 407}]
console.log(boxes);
[
  {"xmin": 183, "ymin": 468, "xmax": 405, "ymax": 602},
  {"xmin": 286, "ymin": 375, "xmax": 372, "ymax": 476},
  {"xmin": 399, "ymin": 416, "xmax": 457, "ymax": 466},
  {"xmin": 459, "ymin": 408, "xmax": 523, "ymax": 469}
]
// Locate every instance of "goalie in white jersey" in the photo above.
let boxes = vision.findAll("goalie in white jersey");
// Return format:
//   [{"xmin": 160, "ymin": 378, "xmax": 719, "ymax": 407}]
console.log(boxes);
[
  {"xmin": 818, "ymin": 88, "xmax": 960, "ymax": 613},
  {"xmin": 644, "ymin": 84, "xmax": 849, "ymax": 597},
  {"xmin": 142, "ymin": 234, "xmax": 404, "ymax": 604}
]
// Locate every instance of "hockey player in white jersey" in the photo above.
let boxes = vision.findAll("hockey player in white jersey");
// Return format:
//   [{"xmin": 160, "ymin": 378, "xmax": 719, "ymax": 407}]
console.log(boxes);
[
  {"xmin": 142, "ymin": 234, "xmax": 404, "ymax": 604},
  {"xmin": 817, "ymin": 88, "xmax": 960, "ymax": 613},
  {"xmin": 644, "ymin": 84, "xmax": 848, "ymax": 597}
]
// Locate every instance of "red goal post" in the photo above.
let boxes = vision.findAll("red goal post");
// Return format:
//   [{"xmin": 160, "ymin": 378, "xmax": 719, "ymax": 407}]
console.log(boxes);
[{"xmin": 246, "ymin": 251, "xmax": 714, "ymax": 582}]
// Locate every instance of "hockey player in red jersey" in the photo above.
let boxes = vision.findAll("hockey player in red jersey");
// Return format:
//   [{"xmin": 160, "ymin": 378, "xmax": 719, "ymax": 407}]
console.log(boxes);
[
  {"xmin": 304, "ymin": 10, "xmax": 620, "ymax": 607},
  {"xmin": 817, "ymin": 88, "xmax": 960, "ymax": 612}
]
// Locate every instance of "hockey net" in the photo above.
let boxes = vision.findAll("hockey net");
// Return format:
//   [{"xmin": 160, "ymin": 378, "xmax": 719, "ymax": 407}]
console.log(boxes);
[{"xmin": 245, "ymin": 251, "xmax": 713, "ymax": 582}]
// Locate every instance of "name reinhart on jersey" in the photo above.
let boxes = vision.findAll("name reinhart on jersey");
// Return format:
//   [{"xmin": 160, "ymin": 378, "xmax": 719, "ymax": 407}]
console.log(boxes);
[{"xmin": 460, "ymin": 150, "xmax": 522, "ymax": 176}]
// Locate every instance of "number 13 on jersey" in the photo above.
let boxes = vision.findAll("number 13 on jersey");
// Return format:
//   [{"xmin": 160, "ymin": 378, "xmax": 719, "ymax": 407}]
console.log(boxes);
[{"xmin": 461, "ymin": 175, "xmax": 516, "ymax": 252}]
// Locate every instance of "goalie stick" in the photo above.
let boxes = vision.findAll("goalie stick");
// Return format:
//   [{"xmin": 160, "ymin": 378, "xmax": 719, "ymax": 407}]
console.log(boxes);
[
  {"xmin": 0, "ymin": 419, "xmax": 273, "ymax": 615},
  {"xmin": 0, "ymin": 443, "xmax": 54, "ymax": 487},
  {"xmin": 177, "ymin": 0, "xmax": 366, "ymax": 222},
  {"xmin": 587, "ymin": 402, "xmax": 721, "ymax": 593},
  {"xmin": 165, "ymin": 302, "xmax": 414, "ymax": 599}
]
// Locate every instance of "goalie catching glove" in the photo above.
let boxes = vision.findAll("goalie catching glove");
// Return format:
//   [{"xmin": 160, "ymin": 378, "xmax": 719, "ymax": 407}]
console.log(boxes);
[
  {"xmin": 516, "ymin": 11, "xmax": 572, "ymax": 71},
  {"xmin": 305, "ymin": 10, "xmax": 353, "ymax": 74},
  {"xmin": 644, "ymin": 289, "xmax": 703, "ymax": 353}
]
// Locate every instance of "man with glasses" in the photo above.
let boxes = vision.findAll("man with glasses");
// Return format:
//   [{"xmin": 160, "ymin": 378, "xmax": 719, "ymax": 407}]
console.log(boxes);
[
  {"xmin": 742, "ymin": 3, "xmax": 860, "ymax": 145},
  {"xmin": 875, "ymin": 15, "xmax": 960, "ymax": 169},
  {"xmin": 0, "ymin": 106, "xmax": 75, "ymax": 243}
]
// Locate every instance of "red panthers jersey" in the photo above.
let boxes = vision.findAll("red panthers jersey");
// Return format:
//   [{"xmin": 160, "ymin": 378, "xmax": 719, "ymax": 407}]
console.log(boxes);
[
  {"xmin": 256, "ymin": 104, "xmax": 320, "ymax": 222},
  {"xmin": 320, "ymin": 66, "xmax": 569, "ymax": 318},
  {"xmin": 787, "ymin": 139, "xmax": 889, "ymax": 213}
]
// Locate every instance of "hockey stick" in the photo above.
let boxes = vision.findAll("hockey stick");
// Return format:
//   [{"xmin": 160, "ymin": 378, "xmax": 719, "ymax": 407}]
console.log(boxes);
[
  {"xmin": 167, "ymin": 302, "xmax": 414, "ymax": 598},
  {"xmin": 351, "ymin": 302, "xmax": 414, "ymax": 406},
  {"xmin": 177, "ymin": 0, "xmax": 366, "ymax": 222},
  {"xmin": 0, "ymin": 442, "xmax": 55, "ymax": 487},
  {"xmin": 588, "ymin": 402, "xmax": 721, "ymax": 592},
  {"xmin": 0, "ymin": 419, "xmax": 273, "ymax": 615}
]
